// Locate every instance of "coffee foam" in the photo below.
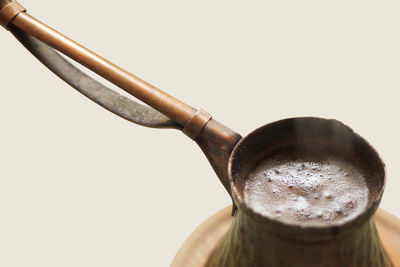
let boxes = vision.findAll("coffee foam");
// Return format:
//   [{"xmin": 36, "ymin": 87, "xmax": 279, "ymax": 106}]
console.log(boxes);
[{"xmin": 243, "ymin": 156, "xmax": 369, "ymax": 226}]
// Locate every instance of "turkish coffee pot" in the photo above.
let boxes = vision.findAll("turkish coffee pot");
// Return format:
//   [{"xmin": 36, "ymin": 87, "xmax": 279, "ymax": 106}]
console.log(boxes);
[{"xmin": 1, "ymin": 1, "xmax": 399, "ymax": 266}]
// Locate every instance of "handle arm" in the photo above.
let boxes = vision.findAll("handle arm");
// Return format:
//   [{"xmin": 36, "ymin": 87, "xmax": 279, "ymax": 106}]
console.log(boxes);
[
  {"xmin": 0, "ymin": 0, "xmax": 243, "ymax": 197},
  {"xmin": 10, "ymin": 25, "xmax": 181, "ymax": 129},
  {"xmin": 1, "ymin": 1, "xmax": 196, "ymax": 126}
]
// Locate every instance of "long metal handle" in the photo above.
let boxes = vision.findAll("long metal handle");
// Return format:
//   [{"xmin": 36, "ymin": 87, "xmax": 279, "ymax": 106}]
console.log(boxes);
[
  {"xmin": 1, "ymin": 1, "xmax": 196, "ymax": 126},
  {"xmin": 1, "ymin": 0, "xmax": 243, "ymax": 196}
]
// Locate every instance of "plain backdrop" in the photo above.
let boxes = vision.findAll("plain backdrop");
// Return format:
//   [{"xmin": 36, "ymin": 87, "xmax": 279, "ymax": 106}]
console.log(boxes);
[{"xmin": 0, "ymin": 1, "xmax": 399, "ymax": 266}]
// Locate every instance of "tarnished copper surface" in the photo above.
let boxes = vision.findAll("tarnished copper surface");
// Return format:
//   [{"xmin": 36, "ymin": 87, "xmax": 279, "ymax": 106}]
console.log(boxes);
[
  {"xmin": 1, "ymin": 2, "xmax": 399, "ymax": 266},
  {"xmin": 0, "ymin": 0, "xmax": 241, "ymax": 195},
  {"xmin": 206, "ymin": 209, "xmax": 392, "ymax": 267},
  {"xmin": 196, "ymin": 119, "xmax": 242, "ymax": 195},
  {"xmin": 171, "ymin": 207, "xmax": 400, "ymax": 267},
  {"xmin": 205, "ymin": 118, "xmax": 392, "ymax": 266}
]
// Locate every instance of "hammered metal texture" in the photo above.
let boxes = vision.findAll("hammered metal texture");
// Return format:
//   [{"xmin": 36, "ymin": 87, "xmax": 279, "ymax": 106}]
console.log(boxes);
[{"xmin": 205, "ymin": 209, "xmax": 393, "ymax": 267}]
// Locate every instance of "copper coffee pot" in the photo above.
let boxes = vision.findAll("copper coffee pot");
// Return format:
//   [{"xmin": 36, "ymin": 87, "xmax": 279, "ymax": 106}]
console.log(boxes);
[{"xmin": 1, "ymin": 1, "xmax": 399, "ymax": 266}]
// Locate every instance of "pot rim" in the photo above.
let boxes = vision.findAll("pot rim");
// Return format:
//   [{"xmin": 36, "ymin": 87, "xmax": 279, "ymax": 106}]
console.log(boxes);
[{"xmin": 227, "ymin": 116, "xmax": 386, "ymax": 241}]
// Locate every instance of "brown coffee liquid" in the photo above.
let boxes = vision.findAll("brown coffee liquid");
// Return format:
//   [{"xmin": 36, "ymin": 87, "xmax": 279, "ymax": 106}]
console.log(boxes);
[{"xmin": 243, "ymin": 156, "xmax": 369, "ymax": 226}]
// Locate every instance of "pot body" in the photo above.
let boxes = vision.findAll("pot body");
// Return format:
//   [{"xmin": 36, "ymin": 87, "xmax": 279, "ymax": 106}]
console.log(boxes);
[
  {"xmin": 205, "ymin": 208, "xmax": 392, "ymax": 267},
  {"xmin": 206, "ymin": 117, "xmax": 392, "ymax": 267}
]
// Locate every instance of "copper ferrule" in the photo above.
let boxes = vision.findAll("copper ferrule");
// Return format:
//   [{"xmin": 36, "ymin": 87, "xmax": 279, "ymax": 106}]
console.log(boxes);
[{"xmin": 0, "ymin": 0, "xmax": 25, "ymax": 29}]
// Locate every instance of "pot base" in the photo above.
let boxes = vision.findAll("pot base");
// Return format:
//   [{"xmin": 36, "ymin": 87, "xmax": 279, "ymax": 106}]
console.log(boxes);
[{"xmin": 171, "ymin": 207, "xmax": 400, "ymax": 267}]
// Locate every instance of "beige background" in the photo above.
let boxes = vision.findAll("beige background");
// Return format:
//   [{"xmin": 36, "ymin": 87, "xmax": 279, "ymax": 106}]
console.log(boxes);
[{"xmin": 0, "ymin": 0, "xmax": 399, "ymax": 266}]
